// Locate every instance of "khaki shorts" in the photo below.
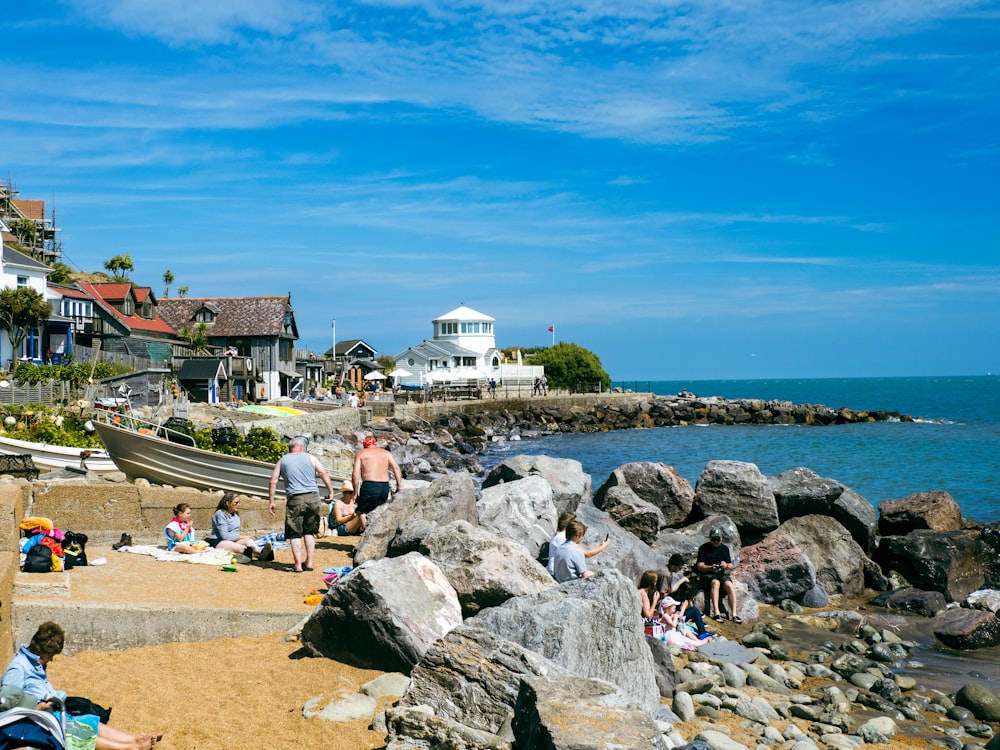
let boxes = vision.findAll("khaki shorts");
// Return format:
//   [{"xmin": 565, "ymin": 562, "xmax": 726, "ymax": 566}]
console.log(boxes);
[{"xmin": 284, "ymin": 492, "xmax": 321, "ymax": 539}]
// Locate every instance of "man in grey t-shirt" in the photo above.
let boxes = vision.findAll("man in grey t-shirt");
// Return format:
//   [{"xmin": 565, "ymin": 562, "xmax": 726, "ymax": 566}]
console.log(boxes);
[
  {"xmin": 269, "ymin": 436, "xmax": 334, "ymax": 573},
  {"xmin": 552, "ymin": 520, "xmax": 594, "ymax": 583}
]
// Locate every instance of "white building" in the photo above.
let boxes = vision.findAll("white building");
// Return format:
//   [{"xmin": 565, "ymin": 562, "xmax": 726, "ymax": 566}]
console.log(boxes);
[
  {"xmin": 0, "ymin": 232, "xmax": 54, "ymax": 366},
  {"xmin": 394, "ymin": 306, "xmax": 542, "ymax": 388}
]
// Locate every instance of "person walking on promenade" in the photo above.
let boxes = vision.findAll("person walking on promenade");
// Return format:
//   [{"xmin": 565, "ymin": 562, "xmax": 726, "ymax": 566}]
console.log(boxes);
[
  {"xmin": 353, "ymin": 436, "xmax": 403, "ymax": 515},
  {"xmin": 695, "ymin": 527, "xmax": 742, "ymax": 623},
  {"xmin": 541, "ymin": 375, "xmax": 548, "ymax": 395},
  {"xmin": 533, "ymin": 377, "xmax": 542, "ymax": 396},
  {"xmin": 268, "ymin": 436, "xmax": 334, "ymax": 573}
]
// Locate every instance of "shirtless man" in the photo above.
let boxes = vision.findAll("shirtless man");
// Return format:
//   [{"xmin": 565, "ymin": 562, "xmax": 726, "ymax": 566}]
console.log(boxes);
[{"xmin": 353, "ymin": 436, "xmax": 403, "ymax": 514}]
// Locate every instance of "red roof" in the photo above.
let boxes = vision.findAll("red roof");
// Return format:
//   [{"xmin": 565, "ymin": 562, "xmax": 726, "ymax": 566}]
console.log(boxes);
[{"xmin": 76, "ymin": 282, "xmax": 177, "ymax": 335}]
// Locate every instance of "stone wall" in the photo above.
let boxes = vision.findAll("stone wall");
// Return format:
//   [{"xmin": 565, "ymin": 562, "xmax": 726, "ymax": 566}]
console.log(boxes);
[{"xmin": 0, "ymin": 484, "xmax": 24, "ymax": 657}]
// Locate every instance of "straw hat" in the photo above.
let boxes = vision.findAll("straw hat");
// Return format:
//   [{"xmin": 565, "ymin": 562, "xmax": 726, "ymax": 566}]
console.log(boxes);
[{"xmin": 340, "ymin": 479, "xmax": 355, "ymax": 493}]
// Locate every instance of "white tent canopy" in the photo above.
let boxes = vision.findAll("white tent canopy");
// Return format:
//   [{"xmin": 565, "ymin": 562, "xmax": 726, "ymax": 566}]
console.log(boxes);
[
  {"xmin": 387, "ymin": 368, "xmax": 412, "ymax": 378},
  {"xmin": 363, "ymin": 371, "xmax": 387, "ymax": 381}
]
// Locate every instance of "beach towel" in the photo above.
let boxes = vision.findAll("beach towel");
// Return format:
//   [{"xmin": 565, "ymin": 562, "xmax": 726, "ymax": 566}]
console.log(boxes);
[
  {"xmin": 117, "ymin": 545, "xmax": 234, "ymax": 566},
  {"xmin": 253, "ymin": 532, "xmax": 290, "ymax": 552}
]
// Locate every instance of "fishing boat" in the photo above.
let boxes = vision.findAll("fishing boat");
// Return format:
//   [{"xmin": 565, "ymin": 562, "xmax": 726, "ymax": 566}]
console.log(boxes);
[
  {"xmin": 0, "ymin": 435, "xmax": 118, "ymax": 474},
  {"xmin": 91, "ymin": 412, "xmax": 352, "ymax": 498}
]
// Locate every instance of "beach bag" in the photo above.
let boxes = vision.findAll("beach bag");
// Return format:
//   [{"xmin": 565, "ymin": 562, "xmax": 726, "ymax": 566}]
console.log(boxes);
[
  {"xmin": 65, "ymin": 697, "xmax": 111, "ymax": 724},
  {"xmin": 65, "ymin": 714, "xmax": 100, "ymax": 750},
  {"xmin": 23, "ymin": 544, "xmax": 53, "ymax": 573},
  {"xmin": 64, "ymin": 532, "xmax": 89, "ymax": 569}
]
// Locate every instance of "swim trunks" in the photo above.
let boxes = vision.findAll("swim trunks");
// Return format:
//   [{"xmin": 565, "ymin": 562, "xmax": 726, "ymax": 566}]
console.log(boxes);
[{"xmin": 356, "ymin": 481, "xmax": 390, "ymax": 514}]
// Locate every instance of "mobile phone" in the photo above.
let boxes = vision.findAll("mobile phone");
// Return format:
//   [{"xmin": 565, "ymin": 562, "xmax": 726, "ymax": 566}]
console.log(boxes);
[{"xmin": 604, "ymin": 532, "xmax": 609, "ymax": 542}]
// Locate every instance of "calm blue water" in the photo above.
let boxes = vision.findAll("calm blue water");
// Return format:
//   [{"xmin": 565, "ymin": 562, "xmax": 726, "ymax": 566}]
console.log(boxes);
[{"xmin": 485, "ymin": 375, "xmax": 1000, "ymax": 522}]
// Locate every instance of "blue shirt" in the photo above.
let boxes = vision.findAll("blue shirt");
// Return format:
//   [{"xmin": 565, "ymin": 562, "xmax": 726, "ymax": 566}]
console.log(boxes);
[
  {"xmin": 552, "ymin": 541, "xmax": 587, "ymax": 583},
  {"xmin": 210, "ymin": 510, "xmax": 242, "ymax": 542},
  {"xmin": 1, "ymin": 645, "xmax": 66, "ymax": 703},
  {"xmin": 279, "ymin": 451, "xmax": 318, "ymax": 496}
]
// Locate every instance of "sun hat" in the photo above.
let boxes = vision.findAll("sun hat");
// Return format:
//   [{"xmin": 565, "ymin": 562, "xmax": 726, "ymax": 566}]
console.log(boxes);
[
  {"xmin": 660, "ymin": 596, "xmax": 680, "ymax": 609},
  {"xmin": 340, "ymin": 479, "xmax": 355, "ymax": 493}
]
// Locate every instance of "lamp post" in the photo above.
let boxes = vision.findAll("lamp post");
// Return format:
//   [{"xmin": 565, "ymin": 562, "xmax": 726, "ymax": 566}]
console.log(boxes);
[{"xmin": 331, "ymin": 319, "xmax": 336, "ymax": 385}]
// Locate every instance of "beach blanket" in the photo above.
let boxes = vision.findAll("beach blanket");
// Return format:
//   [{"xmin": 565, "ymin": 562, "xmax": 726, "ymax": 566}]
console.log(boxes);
[
  {"xmin": 117, "ymin": 545, "xmax": 235, "ymax": 566},
  {"xmin": 253, "ymin": 532, "xmax": 290, "ymax": 552}
]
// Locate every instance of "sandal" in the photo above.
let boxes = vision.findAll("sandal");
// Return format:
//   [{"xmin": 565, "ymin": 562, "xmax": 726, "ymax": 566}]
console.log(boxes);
[
  {"xmin": 731, "ymin": 616, "xmax": 744, "ymax": 624},
  {"xmin": 712, "ymin": 614, "xmax": 725, "ymax": 623}
]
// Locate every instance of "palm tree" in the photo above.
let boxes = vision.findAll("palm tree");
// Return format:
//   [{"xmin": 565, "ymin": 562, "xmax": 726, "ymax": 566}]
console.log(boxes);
[
  {"xmin": 178, "ymin": 286, "xmax": 189, "ymax": 298},
  {"xmin": 163, "ymin": 269, "xmax": 174, "ymax": 298},
  {"xmin": 178, "ymin": 322, "xmax": 210, "ymax": 354}
]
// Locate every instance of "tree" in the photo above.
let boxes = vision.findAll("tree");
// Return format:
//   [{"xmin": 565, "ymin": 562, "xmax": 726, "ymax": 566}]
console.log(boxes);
[
  {"xmin": 528, "ymin": 342, "xmax": 610, "ymax": 392},
  {"xmin": 178, "ymin": 322, "xmax": 210, "ymax": 354},
  {"xmin": 104, "ymin": 254, "xmax": 134, "ymax": 280},
  {"xmin": 0, "ymin": 287, "xmax": 52, "ymax": 360},
  {"xmin": 178, "ymin": 286, "xmax": 189, "ymax": 298},
  {"xmin": 47, "ymin": 262, "xmax": 75, "ymax": 285},
  {"xmin": 163, "ymin": 269, "xmax": 174, "ymax": 298}
]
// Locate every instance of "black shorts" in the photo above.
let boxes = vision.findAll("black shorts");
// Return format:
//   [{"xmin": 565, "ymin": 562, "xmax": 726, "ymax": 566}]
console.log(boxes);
[
  {"xmin": 284, "ymin": 492, "xmax": 321, "ymax": 539},
  {"xmin": 356, "ymin": 481, "xmax": 390, "ymax": 514}
]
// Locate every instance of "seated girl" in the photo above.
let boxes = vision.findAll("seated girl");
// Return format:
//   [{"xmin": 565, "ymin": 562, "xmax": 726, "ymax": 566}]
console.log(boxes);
[
  {"xmin": 659, "ymin": 596, "xmax": 712, "ymax": 649},
  {"xmin": 637, "ymin": 569, "xmax": 662, "ymax": 621},
  {"xmin": 208, "ymin": 493, "xmax": 273, "ymax": 561},
  {"xmin": 164, "ymin": 503, "xmax": 200, "ymax": 554},
  {"xmin": 329, "ymin": 480, "xmax": 366, "ymax": 536}
]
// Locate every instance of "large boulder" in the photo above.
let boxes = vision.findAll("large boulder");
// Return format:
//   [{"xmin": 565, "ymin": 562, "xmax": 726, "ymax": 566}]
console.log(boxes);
[
  {"xmin": 469, "ymin": 569, "xmax": 659, "ymax": 710},
  {"xmin": 398, "ymin": 624, "xmax": 572, "ymax": 734},
  {"xmin": 933, "ymin": 608, "xmax": 1000, "ymax": 650},
  {"xmin": 734, "ymin": 534, "xmax": 816, "ymax": 604},
  {"xmin": 771, "ymin": 515, "xmax": 867, "ymax": 599},
  {"xmin": 301, "ymin": 552, "xmax": 462, "ymax": 672},
  {"xmin": 955, "ymin": 684, "xmax": 1000, "ymax": 722},
  {"xmin": 573, "ymin": 503, "xmax": 668, "ymax": 584},
  {"xmin": 477, "ymin": 475, "xmax": 557, "ymax": 558},
  {"xmin": 653, "ymin": 515, "xmax": 742, "ymax": 570},
  {"xmin": 831, "ymin": 486, "xmax": 878, "ymax": 553},
  {"xmin": 878, "ymin": 490, "xmax": 962, "ymax": 536},
  {"xmin": 602, "ymin": 490, "xmax": 665, "ymax": 545},
  {"xmin": 511, "ymin": 676, "xmax": 668, "ymax": 750},
  {"xmin": 644, "ymin": 634, "xmax": 678, "ymax": 699},
  {"xmin": 482, "ymin": 454, "xmax": 591, "ymax": 515},
  {"xmin": 875, "ymin": 530, "xmax": 989, "ymax": 602},
  {"xmin": 420, "ymin": 520, "xmax": 556, "ymax": 617},
  {"xmin": 872, "ymin": 587, "xmax": 947, "ymax": 618},
  {"xmin": 593, "ymin": 462, "xmax": 694, "ymax": 528},
  {"xmin": 693, "ymin": 461, "xmax": 779, "ymax": 535},
  {"xmin": 385, "ymin": 706, "xmax": 509, "ymax": 750},
  {"xmin": 353, "ymin": 472, "xmax": 478, "ymax": 564},
  {"xmin": 768, "ymin": 467, "xmax": 844, "ymax": 522}
]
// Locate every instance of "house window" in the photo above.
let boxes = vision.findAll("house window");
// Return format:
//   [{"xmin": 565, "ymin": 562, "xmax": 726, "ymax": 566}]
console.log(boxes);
[
  {"xmin": 408, "ymin": 358, "xmax": 415, "ymax": 366},
  {"xmin": 279, "ymin": 339, "xmax": 293, "ymax": 361},
  {"xmin": 463, "ymin": 357, "xmax": 476, "ymax": 367},
  {"xmin": 195, "ymin": 309, "xmax": 215, "ymax": 323},
  {"xmin": 16, "ymin": 276, "xmax": 27, "ymax": 288}
]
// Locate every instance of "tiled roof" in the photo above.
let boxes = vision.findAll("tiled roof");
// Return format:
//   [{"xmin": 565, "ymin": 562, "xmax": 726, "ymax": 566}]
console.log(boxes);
[
  {"xmin": 157, "ymin": 296, "xmax": 295, "ymax": 338},
  {"xmin": 76, "ymin": 281, "xmax": 177, "ymax": 335},
  {"xmin": 11, "ymin": 199, "xmax": 45, "ymax": 221},
  {"xmin": 49, "ymin": 283, "xmax": 91, "ymax": 299},
  {"xmin": 86, "ymin": 282, "xmax": 133, "ymax": 301},
  {"xmin": 133, "ymin": 286, "xmax": 157, "ymax": 304},
  {"xmin": 2, "ymin": 244, "xmax": 51, "ymax": 272}
]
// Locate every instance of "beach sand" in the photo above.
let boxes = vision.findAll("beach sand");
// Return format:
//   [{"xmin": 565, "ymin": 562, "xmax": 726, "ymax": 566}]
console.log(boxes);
[{"xmin": 35, "ymin": 539, "xmax": 945, "ymax": 750}]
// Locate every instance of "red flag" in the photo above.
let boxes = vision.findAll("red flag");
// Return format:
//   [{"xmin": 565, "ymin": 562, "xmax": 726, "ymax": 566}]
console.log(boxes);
[{"xmin": 547, "ymin": 326, "xmax": 554, "ymax": 332}]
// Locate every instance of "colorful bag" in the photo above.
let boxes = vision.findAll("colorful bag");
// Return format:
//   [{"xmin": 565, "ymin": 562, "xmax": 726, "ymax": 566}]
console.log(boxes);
[{"xmin": 23, "ymin": 545, "xmax": 53, "ymax": 573}]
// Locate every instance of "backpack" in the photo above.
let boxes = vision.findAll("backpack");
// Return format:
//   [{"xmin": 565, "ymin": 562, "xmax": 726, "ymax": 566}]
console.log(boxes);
[
  {"xmin": 23, "ymin": 544, "xmax": 53, "ymax": 573},
  {"xmin": 63, "ymin": 531, "xmax": 89, "ymax": 569}
]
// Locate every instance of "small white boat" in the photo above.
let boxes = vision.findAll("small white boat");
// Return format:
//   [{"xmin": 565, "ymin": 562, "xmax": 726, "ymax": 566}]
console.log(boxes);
[
  {"xmin": 91, "ymin": 412, "xmax": 352, "ymax": 498},
  {"xmin": 0, "ymin": 435, "xmax": 118, "ymax": 474}
]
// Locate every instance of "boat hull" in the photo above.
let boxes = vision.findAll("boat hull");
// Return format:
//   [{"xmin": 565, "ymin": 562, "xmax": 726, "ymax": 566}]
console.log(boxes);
[
  {"xmin": 0, "ymin": 436, "xmax": 117, "ymax": 474},
  {"xmin": 93, "ymin": 421, "xmax": 350, "ymax": 498}
]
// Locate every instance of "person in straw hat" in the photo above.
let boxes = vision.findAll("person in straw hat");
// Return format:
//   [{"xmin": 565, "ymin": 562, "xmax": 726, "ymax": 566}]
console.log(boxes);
[{"xmin": 329, "ymin": 479, "xmax": 366, "ymax": 536}]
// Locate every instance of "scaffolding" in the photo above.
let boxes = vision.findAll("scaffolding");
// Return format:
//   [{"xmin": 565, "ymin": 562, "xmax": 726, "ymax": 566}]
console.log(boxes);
[{"xmin": 0, "ymin": 177, "xmax": 62, "ymax": 263}]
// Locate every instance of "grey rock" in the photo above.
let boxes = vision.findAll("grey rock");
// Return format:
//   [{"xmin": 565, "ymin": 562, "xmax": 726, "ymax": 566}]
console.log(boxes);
[
  {"xmin": 482, "ymin": 454, "xmax": 591, "ymax": 515},
  {"xmin": 361, "ymin": 673, "xmax": 411, "ymax": 699},
  {"xmin": 303, "ymin": 689, "xmax": 378, "ymax": 722},
  {"xmin": 693, "ymin": 460, "xmax": 779, "ymax": 534},
  {"xmin": 858, "ymin": 716, "xmax": 897, "ymax": 743},
  {"xmin": 831, "ymin": 486, "xmax": 878, "ymax": 554},
  {"xmin": 604, "ymin": 489, "xmax": 666, "ymax": 544},
  {"xmin": 673, "ymin": 691, "xmax": 696, "ymax": 722},
  {"xmin": 572, "ymin": 503, "xmax": 669, "ymax": 585},
  {"xmin": 385, "ymin": 705, "xmax": 509, "ymax": 750},
  {"xmin": 692, "ymin": 729, "xmax": 751, "ymax": 750},
  {"xmin": 653, "ymin": 515, "xmax": 742, "ymax": 569},
  {"xmin": 469, "ymin": 569, "xmax": 659, "ymax": 709},
  {"xmin": 511, "ymin": 676, "xmax": 668, "ymax": 750},
  {"xmin": 398, "ymin": 625, "xmax": 572, "ymax": 734},
  {"xmin": 955, "ymin": 684, "xmax": 1000, "ymax": 722},
  {"xmin": 769, "ymin": 467, "xmax": 844, "ymax": 521},
  {"xmin": 721, "ymin": 662, "xmax": 747, "ymax": 688},
  {"xmin": 354, "ymin": 472, "xmax": 478, "ymax": 564},
  {"xmin": 594, "ymin": 461, "xmax": 695, "ymax": 528},
  {"xmin": 645, "ymin": 633, "xmax": 678, "ymax": 698},
  {"xmin": 773, "ymin": 515, "xmax": 868, "ymax": 598},
  {"xmin": 302, "ymin": 552, "xmax": 462, "ymax": 672},
  {"xmin": 477, "ymin": 475, "xmax": 557, "ymax": 558},
  {"xmin": 872, "ymin": 587, "xmax": 947, "ymax": 617},
  {"xmin": 801, "ymin": 586, "xmax": 830, "ymax": 608},
  {"xmin": 421, "ymin": 520, "xmax": 556, "ymax": 617},
  {"xmin": 968, "ymin": 589, "xmax": 1000, "ymax": 613}
]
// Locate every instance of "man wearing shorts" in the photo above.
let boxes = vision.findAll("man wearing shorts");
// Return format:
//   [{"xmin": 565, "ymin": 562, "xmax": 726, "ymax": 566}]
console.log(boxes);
[
  {"xmin": 269, "ymin": 436, "xmax": 334, "ymax": 573},
  {"xmin": 353, "ymin": 435, "xmax": 403, "ymax": 514}
]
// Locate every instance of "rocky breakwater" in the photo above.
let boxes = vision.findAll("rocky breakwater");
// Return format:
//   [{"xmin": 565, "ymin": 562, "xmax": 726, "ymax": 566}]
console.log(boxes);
[{"xmin": 289, "ymin": 450, "xmax": 1000, "ymax": 749}]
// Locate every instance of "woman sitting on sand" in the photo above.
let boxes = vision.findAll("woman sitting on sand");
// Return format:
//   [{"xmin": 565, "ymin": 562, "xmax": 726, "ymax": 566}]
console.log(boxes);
[
  {"xmin": 637, "ymin": 570, "xmax": 662, "ymax": 620},
  {"xmin": 164, "ymin": 503, "xmax": 199, "ymax": 554},
  {"xmin": 208, "ymin": 493, "xmax": 274, "ymax": 562},
  {"xmin": 329, "ymin": 480, "xmax": 366, "ymax": 536},
  {"xmin": 1, "ymin": 621, "xmax": 162, "ymax": 750}
]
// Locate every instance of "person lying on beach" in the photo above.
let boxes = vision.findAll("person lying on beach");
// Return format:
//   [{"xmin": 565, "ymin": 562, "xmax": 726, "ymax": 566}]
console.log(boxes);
[
  {"xmin": 164, "ymin": 503, "xmax": 201, "ymax": 555},
  {"xmin": 208, "ymin": 493, "xmax": 273, "ymax": 562},
  {"xmin": 1, "ymin": 621, "xmax": 163, "ymax": 750}
]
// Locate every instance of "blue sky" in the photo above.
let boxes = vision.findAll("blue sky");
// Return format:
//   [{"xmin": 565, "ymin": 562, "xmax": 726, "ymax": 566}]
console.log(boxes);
[{"xmin": 2, "ymin": 1, "xmax": 997, "ymax": 380}]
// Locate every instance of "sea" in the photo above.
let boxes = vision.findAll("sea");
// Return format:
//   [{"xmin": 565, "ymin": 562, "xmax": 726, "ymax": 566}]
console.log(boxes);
[
  {"xmin": 482, "ymin": 374, "xmax": 1000, "ymax": 691},
  {"xmin": 484, "ymin": 375, "xmax": 1000, "ymax": 522}
]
